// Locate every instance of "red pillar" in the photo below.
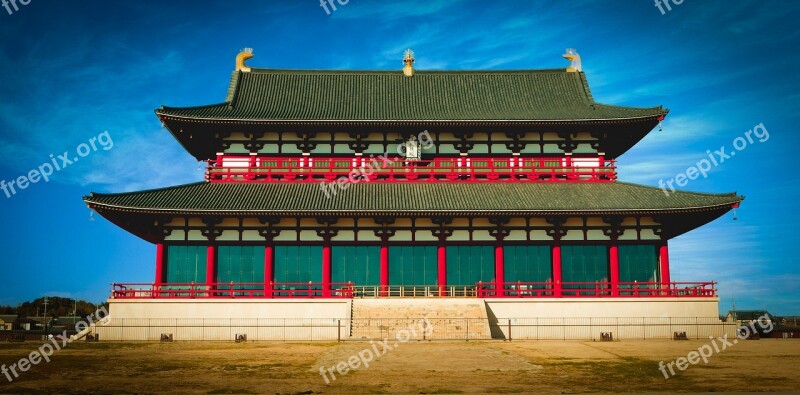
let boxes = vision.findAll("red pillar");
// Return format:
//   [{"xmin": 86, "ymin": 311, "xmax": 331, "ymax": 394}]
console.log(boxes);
[
  {"xmin": 155, "ymin": 243, "xmax": 165, "ymax": 285},
  {"xmin": 206, "ymin": 245, "xmax": 216, "ymax": 296},
  {"xmin": 437, "ymin": 241, "xmax": 447, "ymax": 297},
  {"xmin": 322, "ymin": 242, "xmax": 332, "ymax": 297},
  {"xmin": 609, "ymin": 243, "xmax": 620, "ymax": 297},
  {"xmin": 264, "ymin": 245, "xmax": 274, "ymax": 298},
  {"xmin": 494, "ymin": 241, "xmax": 505, "ymax": 297},
  {"xmin": 659, "ymin": 241, "xmax": 671, "ymax": 285},
  {"xmin": 552, "ymin": 243, "xmax": 562, "ymax": 297},
  {"xmin": 380, "ymin": 243, "xmax": 389, "ymax": 297}
]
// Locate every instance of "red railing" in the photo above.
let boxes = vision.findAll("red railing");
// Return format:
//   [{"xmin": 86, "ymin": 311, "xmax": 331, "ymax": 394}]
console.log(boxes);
[
  {"xmin": 111, "ymin": 282, "xmax": 355, "ymax": 299},
  {"xmin": 111, "ymin": 281, "xmax": 715, "ymax": 299},
  {"xmin": 205, "ymin": 155, "xmax": 616, "ymax": 183},
  {"xmin": 475, "ymin": 281, "xmax": 717, "ymax": 298}
]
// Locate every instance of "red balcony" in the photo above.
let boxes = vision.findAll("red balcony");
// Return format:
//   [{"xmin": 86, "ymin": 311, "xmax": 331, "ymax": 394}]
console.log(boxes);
[
  {"xmin": 205, "ymin": 155, "xmax": 616, "ymax": 183},
  {"xmin": 111, "ymin": 282, "xmax": 355, "ymax": 299},
  {"xmin": 475, "ymin": 281, "xmax": 717, "ymax": 298},
  {"xmin": 111, "ymin": 281, "xmax": 714, "ymax": 299}
]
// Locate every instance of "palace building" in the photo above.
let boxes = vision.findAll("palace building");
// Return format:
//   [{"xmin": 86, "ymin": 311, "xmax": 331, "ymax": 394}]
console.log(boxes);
[{"xmin": 84, "ymin": 49, "xmax": 743, "ymax": 340}]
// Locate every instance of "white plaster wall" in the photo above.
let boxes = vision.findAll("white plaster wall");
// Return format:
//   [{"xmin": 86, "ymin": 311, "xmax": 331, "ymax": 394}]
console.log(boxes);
[
  {"xmin": 98, "ymin": 299, "xmax": 351, "ymax": 341},
  {"xmin": 107, "ymin": 298, "xmax": 350, "ymax": 320},
  {"xmin": 96, "ymin": 297, "xmax": 731, "ymax": 341},
  {"xmin": 485, "ymin": 297, "xmax": 720, "ymax": 319}
]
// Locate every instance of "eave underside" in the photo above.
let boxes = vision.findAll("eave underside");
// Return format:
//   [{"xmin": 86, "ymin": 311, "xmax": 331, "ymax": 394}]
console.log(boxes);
[
  {"xmin": 158, "ymin": 116, "xmax": 661, "ymax": 161},
  {"xmin": 86, "ymin": 205, "xmax": 734, "ymax": 244}
]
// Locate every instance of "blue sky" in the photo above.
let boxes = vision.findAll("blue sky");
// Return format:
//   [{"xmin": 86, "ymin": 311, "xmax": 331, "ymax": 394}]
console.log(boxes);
[{"xmin": 0, "ymin": 0, "xmax": 797, "ymax": 314}]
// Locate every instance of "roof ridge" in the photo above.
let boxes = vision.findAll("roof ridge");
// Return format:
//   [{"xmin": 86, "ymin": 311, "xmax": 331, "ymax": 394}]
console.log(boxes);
[
  {"xmin": 577, "ymin": 72, "xmax": 595, "ymax": 105},
  {"xmin": 225, "ymin": 70, "xmax": 242, "ymax": 104},
  {"xmin": 245, "ymin": 68, "xmax": 571, "ymax": 75}
]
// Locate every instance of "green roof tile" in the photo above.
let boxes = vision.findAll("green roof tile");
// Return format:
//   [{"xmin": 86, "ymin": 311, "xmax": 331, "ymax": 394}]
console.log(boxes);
[
  {"xmin": 84, "ymin": 182, "xmax": 741, "ymax": 214},
  {"xmin": 157, "ymin": 69, "xmax": 666, "ymax": 122}
]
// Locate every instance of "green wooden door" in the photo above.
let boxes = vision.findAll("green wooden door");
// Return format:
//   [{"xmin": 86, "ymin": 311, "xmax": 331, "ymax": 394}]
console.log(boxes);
[
  {"xmin": 388, "ymin": 246, "xmax": 437, "ymax": 286},
  {"xmin": 446, "ymin": 245, "xmax": 494, "ymax": 286},
  {"xmin": 619, "ymin": 245, "xmax": 658, "ymax": 286},
  {"xmin": 217, "ymin": 246, "xmax": 265, "ymax": 289},
  {"xmin": 332, "ymin": 246, "xmax": 381, "ymax": 286},
  {"xmin": 274, "ymin": 245, "xmax": 323, "ymax": 284},
  {"xmin": 504, "ymin": 245, "xmax": 552, "ymax": 284},
  {"xmin": 164, "ymin": 246, "xmax": 207, "ymax": 283},
  {"xmin": 561, "ymin": 245, "xmax": 609, "ymax": 290}
]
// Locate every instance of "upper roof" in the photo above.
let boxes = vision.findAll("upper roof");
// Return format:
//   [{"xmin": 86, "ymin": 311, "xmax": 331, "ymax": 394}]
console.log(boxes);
[
  {"xmin": 84, "ymin": 181, "xmax": 740, "ymax": 215},
  {"xmin": 156, "ymin": 68, "xmax": 667, "ymax": 122}
]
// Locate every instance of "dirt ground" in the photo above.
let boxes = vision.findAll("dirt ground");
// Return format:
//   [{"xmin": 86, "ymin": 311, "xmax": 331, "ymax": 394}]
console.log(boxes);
[{"xmin": 0, "ymin": 339, "xmax": 798, "ymax": 394}]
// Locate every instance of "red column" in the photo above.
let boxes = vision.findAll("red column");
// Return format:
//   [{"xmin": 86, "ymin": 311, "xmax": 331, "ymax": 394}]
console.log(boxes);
[
  {"xmin": 437, "ymin": 241, "xmax": 447, "ymax": 297},
  {"xmin": 552, "ymin": 243, "xmax": 562, "ymax": 297},
  {"xmin": 155, "ymin": 243, "xmax": 165, "ymax": 285},
  {"xmin": 609, "ymin": 243, "xmax": 620, "ymax": 297},
  {"xmin": 264, "ymin": 245, "xmax": 274, "ymax": 298},
  {"xmin": 206, "ymin": 245, "xmax": 216, "ymax": 296},
  {"xmin": 659, "ymin": 241, "xmax": 671, "ymax": 285},
  {"xmin": 380, "ymin": 243, "xmax": 389, "ymax": 297},
  {"xmin": 248, "ymin": 155, "xmax": 257, "ymax": 180},
  {"xmin": 322, "ymin": 242, "xmax": 332, "ymax": 297},
  {"xmin": 494, "ymin": 241, "xmax": 505, "ymax": 297}
]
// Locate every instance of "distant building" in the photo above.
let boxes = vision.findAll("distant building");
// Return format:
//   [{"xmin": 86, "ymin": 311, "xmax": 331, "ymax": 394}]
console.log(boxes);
[
  {"xmin": 768, "ymin": 316, "xmax": 800, "ymax": 339},
  {"xmin": 0, "ymin": 315, "xmax": 17, "ymax": 330},
  {"xmin": 724, "ymin": 310, "xmax": 774, "ymax": 324},
  {"xmin": 724, "ymin": 310, "xmax": 776, "ymax": 337},
  {"xmin": 14, "ymin": 318, "xmax": 37, "ymax": 331}
]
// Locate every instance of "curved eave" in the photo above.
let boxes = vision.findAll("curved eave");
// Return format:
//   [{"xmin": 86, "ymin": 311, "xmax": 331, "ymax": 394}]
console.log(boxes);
[
  {"xmin": 83, "ymin": 199, "xmax": 739, "ymax": 217},
  {"xmin": 155, "ymin": 110, "xmax": 668, "ymax": 125},
  {"xmin": 83, "ymin": 182, "xmax": 741, "ymax": 242}
]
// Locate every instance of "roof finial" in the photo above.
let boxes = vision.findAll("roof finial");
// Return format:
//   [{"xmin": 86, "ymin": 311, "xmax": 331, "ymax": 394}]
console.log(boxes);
[
  {"xmin": 563, "ymin": 48, "xmax": 582, "ymax": 72},
  {"xmin": 403, "ymin": 49, "xmax": 415, "ymax": 77},
  {"xmin": 236, "ymin": 48, "xmax": 254, "ymax": 72}
]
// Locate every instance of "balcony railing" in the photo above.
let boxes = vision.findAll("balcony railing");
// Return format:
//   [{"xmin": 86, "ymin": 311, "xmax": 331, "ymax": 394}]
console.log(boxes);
[
  {"xmin": 110, "ymin": 281, "xmax": 715, "ymax": 299},
  {"xmin": 205, "ymin": 155, "xmax": 616, "ymax": 183},
  {"xmin": 111, "ymin": 282, "xmax": 355, "ymax": 299},
  {"xmin": 475, "ymin": 281, "xmax": 717, "ymax": 298}
]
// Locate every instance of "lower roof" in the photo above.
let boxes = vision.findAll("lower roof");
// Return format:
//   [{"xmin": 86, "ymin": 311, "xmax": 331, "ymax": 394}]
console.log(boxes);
[{"xmin": 83, "ymin": 181, "xmax": 741, "ymax": 215}]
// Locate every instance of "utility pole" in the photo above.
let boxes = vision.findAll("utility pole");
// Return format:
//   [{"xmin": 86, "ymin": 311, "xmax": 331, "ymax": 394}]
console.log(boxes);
[{"xmin": 42, "ymin": 297, "xmax": 49, "ymax": 339}]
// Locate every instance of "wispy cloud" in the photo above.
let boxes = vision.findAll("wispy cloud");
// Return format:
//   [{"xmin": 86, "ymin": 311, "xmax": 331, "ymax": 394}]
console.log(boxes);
[
  {"xmin": 0, "ymin": 33, "xmax": 198, "ymax": 192},
  {"xmin": 669, "ymin": 222, "xmax": 799, "ymax": 312},
  {"xmin": 334, "ymin": 0, "xmax": 461, "ymax": 20},
  {"xmin": 616, "ymin": 153, "xmax": 703, "ymax": 184},
  {"xmin": 79, "ymin": 129, "xmax": 203, "ymax": 192}
]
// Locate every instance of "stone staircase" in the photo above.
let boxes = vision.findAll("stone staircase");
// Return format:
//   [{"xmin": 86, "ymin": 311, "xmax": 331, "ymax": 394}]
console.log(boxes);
[{"xmin": 349, "ymin": 299, "xmax": 492, "ymax": 340}]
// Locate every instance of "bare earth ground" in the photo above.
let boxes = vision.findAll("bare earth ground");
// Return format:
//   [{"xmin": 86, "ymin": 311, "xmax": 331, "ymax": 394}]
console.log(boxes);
[{"xmin": 0, "ymin": 339, "xmax": 799, "ymax": 394}]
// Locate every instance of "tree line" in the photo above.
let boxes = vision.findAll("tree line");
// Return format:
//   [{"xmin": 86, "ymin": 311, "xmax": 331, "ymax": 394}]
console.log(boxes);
[{"xmin": 0, "ymin": 297, "xmax": 107, "ymax": 318}]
